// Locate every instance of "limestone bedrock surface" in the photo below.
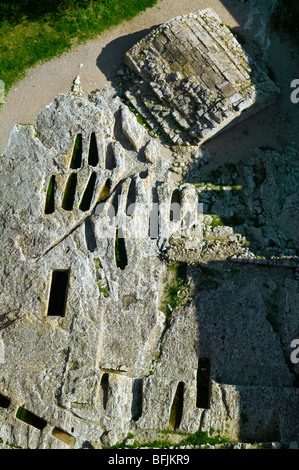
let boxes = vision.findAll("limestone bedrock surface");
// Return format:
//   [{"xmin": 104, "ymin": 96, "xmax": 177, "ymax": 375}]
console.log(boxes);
[
  {"xmin": 0, "ymin": 9, "xmax": 298, "ymax": 450},
  {"xmin": 0, "ymin": 81, "xmax": 203, "ymax": 448}
]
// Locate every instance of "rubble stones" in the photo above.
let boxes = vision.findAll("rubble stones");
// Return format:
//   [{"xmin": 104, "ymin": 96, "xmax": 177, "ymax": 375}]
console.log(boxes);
[{"xmin": 124, "ymin": 8, "xmax": 279, "ymax": 146}]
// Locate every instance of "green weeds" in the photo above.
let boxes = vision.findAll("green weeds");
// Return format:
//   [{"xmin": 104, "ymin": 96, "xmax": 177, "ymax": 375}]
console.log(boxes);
[
  {"xmin": 98, "ymin": 283, "xmax": 109, "ymax": 297},
  {"xmin": 107, "ymin": 428, "xmax": 232, "ymax": 449},
  {"xmin": 161, "ymin": 262, "xmax": 189, "ymax": 319},
  {"xmin": 210, "ymin": 214, "xmax": 225, "ymax": 227}
]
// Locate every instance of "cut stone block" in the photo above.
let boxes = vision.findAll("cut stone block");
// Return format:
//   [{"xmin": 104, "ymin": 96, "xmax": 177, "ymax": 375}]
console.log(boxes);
[{"xmin": 124, "ymin": 8, "xmax": 280, "ymax": 145}]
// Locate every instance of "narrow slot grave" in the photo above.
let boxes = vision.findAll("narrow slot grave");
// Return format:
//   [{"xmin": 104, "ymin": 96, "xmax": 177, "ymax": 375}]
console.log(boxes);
[
  {"xmin": 84, "ymin": 218, "xmax": 97, "ymax": 253},
  {"xmin": 62, "ymin": 173, "xmax": 77, "ymax": 211},
  {"xmin": 79, "ymin": 171, "xmax": 97, "ymax": 212},
  {"xmin": 113, "ymin": 108, "xmax": 132, "ymax": 150},
  {"xmin": 181, "ymin": 211, "xmax": 191, "ymax": 227},
  {"xmin": 97, "ymin": 178, "xmax": 112, "ymax": 204},
  {"xmin": 196, "ymin": 357, "xmax": 211, "ymax": 409},
  {"xmin": 94, "ymin": 179, "xmax": 113, "ymax": 217},
  {"xmin": 0, "ymin": 393, "xmax": 10, "ymax": 409},
  {"xmin": 70, "ymin": 134, "xmax": 82, "ymax": 169},
  {"xmin": 105, "ymin": 142, "xmax": 117, "ymax": 170},
  {"xmin": 149, "ymin": 185, "xmax": 159, "ymax": 239},
  {"xmin": 51, "ymin": 427, "xmax": 76, "ymax": 448},
  {"xmin": 126, "ymin": 178, "xmax": 136, "ymax": 216},
  {"xmin": 101, "ymin": 373, "xmax": 109, "ymax": 410},
  {"xmin": 47, "ymin": 270, "xmax": 69, "ymax": 317},
  {"xmin": 111, "ymin": 184, "xmax": 122, "ymax": 220},
  {"xmin": 169, "ymin": 381, "xmax": 184, "ymax": 430},
  {"xmin": 115, "ymin": 227, "xmax": 128, "ymax": 270},
  {"xmin": 88, "ymin": 132, "xmax": 99, "ymax": 167},
  {"xmin": 170, "ymin": 188, "xmax": 181, "ymax": 222},
  {"xmin": 131, "ymin": 378, "xmax": 143, "ymax": 421},
  {"xmin": 45, "ymin": 175, "xmax": 56, "ymax": 214},
  {"xmin": 16, "ymin": 406, "xmax": 47, "ymax": 430}
]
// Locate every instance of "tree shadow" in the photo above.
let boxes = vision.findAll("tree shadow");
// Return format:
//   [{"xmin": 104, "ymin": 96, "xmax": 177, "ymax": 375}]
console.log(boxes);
[
  {"xmin": 0, "ymin": 0, "xmax": 61, "ymax": 24},
  {"xmin": 185, "ymin": 144, "xmax": 299, "ymax": 257},
  {"xmin": 189, "ymin": 258, "xmax": 299, "ymax": 443}
]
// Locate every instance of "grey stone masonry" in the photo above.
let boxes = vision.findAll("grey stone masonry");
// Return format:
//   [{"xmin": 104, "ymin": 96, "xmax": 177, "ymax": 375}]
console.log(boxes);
[{"xmin": 124, "ymin": 8, "xmax": 279, "ymax": 145}]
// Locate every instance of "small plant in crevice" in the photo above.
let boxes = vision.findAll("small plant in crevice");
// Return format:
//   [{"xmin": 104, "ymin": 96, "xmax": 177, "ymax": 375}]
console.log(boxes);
[
  {"xmin": 209, "ymin": 214, "xmax": 225, "ymax": 227},
  {"xmin": 157, "ymin": 262, "xmax": 192, "ymax": 361},
  {"xmin": 94, "ymin": 257, "xmax": 109, "ymax": 297},
  {"xmin": 161, "ymin": 262, "xmax": 189, "ymax": 320},
  {"xmin": 115, "ymin": 227, "xmax": 128, "ymax": 270},
  {"xmin": 98, "ymin": 283, "xmax": 109, "ymax": 298}
]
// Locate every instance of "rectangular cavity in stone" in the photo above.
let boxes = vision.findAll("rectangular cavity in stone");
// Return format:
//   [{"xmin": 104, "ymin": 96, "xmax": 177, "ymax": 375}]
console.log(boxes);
[
  {"xmin": 196, "ymin": 357, "xmax": 211, "ymax": 409},
  {"xmin": 47, "ymin": 270, "xmax": 69, "ymax": 317},
  {"xmin": 0, "ymin": 393, "xmax": 10, "ymax": 409},
  {"xmin": 52, "ymin": 427, "xmax": 76, "ymax": 448},
  {"xmin": 169, "ymin": 381, "xmax": 185, "ymax": 430},
  {"xmin": 16, "ymin": 406, "xmax": 47, "ymax": 430}
]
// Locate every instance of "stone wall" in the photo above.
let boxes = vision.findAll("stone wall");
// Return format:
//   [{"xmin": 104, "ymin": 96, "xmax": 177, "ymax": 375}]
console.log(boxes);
[{"xmin": 123, "ymin": 8, "xmax": 279, "ymax": 146}]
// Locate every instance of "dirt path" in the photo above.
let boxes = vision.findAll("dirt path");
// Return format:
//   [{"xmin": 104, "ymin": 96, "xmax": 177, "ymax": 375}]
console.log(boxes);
[{"xmin": 0, "ymin": 0, "xmax": 239, "ymax": 155}]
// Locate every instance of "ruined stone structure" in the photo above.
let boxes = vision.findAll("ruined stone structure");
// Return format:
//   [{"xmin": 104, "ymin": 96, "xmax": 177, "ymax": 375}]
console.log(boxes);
[
  {"xmin": 123, "ymin": 8, "xmax": 279, "ymax": 145},
  {"xmin": 0, "ymin": 9, "xmax": 298, "ymax": 449}
]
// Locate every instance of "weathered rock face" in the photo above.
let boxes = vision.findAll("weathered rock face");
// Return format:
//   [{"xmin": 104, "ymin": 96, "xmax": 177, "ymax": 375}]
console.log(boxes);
[
  {"xmin": 123, "ymin": 8, "xmax": 279, "ymax": 146},
  {"xmin": 0, "ymin": 82, "xmax": 203, "ymax": 448},
  {"xmin": 0, "ymin": 10, "xmax": 298, "ymax": 450}
]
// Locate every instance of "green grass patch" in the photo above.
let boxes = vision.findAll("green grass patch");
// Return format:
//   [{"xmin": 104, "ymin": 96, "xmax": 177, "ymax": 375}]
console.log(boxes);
[
  {"xmin": 108, "ymin": 437, "xmax": 173, "ymax": 449},
  {"xmin": 0, "ymin": 0, "xmax": 157, "ymax": 96},
  {"xmin": 163, "ymin": 277, "xmax": 186, "ymax": 315},
  {"xmin": 107, "ymin": 428, "xmax": 232, "ymax": 449},
  {"xmin": 178, "ymin": 428, "xmax": 231, "ymax": 447}
]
